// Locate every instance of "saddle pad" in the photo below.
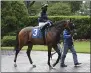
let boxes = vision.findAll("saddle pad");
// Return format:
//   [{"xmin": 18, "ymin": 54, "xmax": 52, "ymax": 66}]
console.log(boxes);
[{"xmin": 32, "ymin": 28, "xmax": 43, "ymax": 39}]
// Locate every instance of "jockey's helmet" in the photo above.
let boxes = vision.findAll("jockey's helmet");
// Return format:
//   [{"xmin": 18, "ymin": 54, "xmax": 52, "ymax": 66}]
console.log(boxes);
[
  {"xmin": 42, "ymin": 4, "xmax": 48, "ymax": 7},
  {"xmin": 41, "ymin": 4, "xmax": 48, "ymax": 9}
]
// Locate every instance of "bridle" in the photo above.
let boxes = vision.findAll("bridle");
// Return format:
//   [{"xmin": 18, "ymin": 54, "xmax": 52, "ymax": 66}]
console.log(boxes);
[
  {"xmin": 64, "ymin": 20, "xmax": 76, "ymax": 35},
  {"xmin": 64, "ymin": 20, "xmax": 72, "ymax": 31}
]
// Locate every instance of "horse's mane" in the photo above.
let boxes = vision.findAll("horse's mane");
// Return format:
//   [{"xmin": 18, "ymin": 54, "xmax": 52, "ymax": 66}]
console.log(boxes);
[
  {"xmin": 54, "ymin": 20, "xmax": 66, "ymax": 25},
  {"xmin": 50, "ymin": 20, "xmax": 66, "ymax": 28}
]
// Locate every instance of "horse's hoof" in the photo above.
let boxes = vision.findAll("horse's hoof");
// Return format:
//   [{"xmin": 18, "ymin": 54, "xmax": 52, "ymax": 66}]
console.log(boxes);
[
  {"xmin": 53, "ymin": 64, "xmax": 56, "ymax": 67},
  {"xmin": 50, "ymin": 55, "xmax": 52, "ymax": 59},
  {"xmin": 14, "ymin": 63, "xmax": 17, "ymax": 67},
  {"xmin": 33, "ymin": 65, "xmax": 36, "ymax": 68},
  {"xmin": 49, "ymin": 66, "xmax": 53, "ymax": 69}
]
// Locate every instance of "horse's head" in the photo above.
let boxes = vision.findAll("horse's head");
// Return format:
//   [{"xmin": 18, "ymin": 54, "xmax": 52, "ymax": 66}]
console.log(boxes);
[
  {"xmin": 63, "ymin": 19, "xmax": 77, "ymax": 35},
  {"xmin": 54, "ymin": 19, "xmax": 75, "ymax": 31},
  {"xmin": 64, "ymin": 19, "xmax": 75, "ymax": 31}
]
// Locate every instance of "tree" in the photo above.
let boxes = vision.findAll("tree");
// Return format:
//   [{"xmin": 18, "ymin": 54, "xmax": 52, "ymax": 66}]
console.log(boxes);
[
  {"xmin": 28, "ymin": 2, "xmax": 41, "ymax": 16},
  {"xmin": 1, "ymin": 1, "xmax": 29, "ymax": 37},
  {"xmin": 24, "ymin": 1, "xmax": 35, "ymax": 15},
  {"xmin": 79, "ymin": 1, "xmax": 90, "ymax": 15},
  {"xmin": 47, "ymin": 2, "xmax": 71, "ymax": 16},
  {"xmin": 68, "ymin": 1, "xmax": 82, "ymax": 14}
]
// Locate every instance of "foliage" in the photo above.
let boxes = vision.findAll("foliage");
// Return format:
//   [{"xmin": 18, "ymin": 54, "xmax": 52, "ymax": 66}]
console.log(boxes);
[
  {"xmin": 1, "ymin": 1, "xmax": 90, "ymax": 39},
  {"xmin": 79, "ymin": 1, "xmax": 90, "ymax": 15},
  {"xmin": 1, "ymin": 38, "xmax": 90, "ymax": 53},
  {"xmin": 22, "ymin": 16, "xmax": 91, "ymax": 39},
  {"xmin": 68, "ymin": 1, "xmax": 82, "ymax": 14},
  {"xmin": 47, "ymin": 2, "xmax": 71, "ymax": 15},
  {"xmin": 23, "ymin": 1, "xmax": 83, "ymax": 16},
  {"xmin": 73, "ymin": 17, "xmax": 90, "ymax": 39},
  {"xmin": 1, "ymin": 1, "xmax": 29, "ymax": 37},
  {"xmin": 1, "ymin": 36, "xmax": 16, "ymax": 46},
  {"xmin": 24, "ymin": 1, "xmax": 35, "ymax": 15},
  {"xmin": 2, "ymin": 16, "xmax": 90, "ymax": 39}
]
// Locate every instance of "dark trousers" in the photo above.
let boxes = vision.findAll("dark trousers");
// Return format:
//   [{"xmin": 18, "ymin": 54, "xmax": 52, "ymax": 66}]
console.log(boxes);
[{"xmin": 61, "ymin": 43, "xmax": 78, "ymax": 65}]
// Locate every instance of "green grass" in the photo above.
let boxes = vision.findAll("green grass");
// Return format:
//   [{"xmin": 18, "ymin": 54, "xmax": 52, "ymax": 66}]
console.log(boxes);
[
  {"xmin": 1, "ymin": 45, "xmax": 48, "ymax": 51},
  {"xmin": 1, "ymin": 41, "xmax": 90, "ymax": 53},
  {"xmin": 74, "ymin": 41, "xmax": 90, "ymax": 53}
]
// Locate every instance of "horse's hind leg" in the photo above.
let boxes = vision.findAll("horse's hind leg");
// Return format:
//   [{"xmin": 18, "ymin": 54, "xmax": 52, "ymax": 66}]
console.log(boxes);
[
  {"xmin": 14, "ymin": 49, "xmax": 20, "ymax": 67},
  {"xmin": 47, "ymin": 45, "xmax": 52, "ymax": 69},
  {"xmin": 14, "ymin": 44, "xmax": 23, "ymax": 67},
  {"xmin": 52, "ymin": 45, "xmax": 61, "ymax": 67},
  {"xmin": 27, "ymin": 43, "xmax": 36, "ymax": 68}
]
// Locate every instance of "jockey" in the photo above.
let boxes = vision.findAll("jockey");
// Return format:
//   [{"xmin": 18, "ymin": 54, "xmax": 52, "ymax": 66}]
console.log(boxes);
[
  {"xmin": 38, "ymin": 4, "xmax": 52, "ymax": 44},
  {"xmin": 38, "ymin": 4, "xmax": 52, "ymax": 27}
]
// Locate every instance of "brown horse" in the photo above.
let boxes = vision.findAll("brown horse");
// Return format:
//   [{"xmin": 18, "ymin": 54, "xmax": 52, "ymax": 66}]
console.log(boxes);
[{"xmin": 14, "ymin": 19, "xmax": 75, "ymax": 68}]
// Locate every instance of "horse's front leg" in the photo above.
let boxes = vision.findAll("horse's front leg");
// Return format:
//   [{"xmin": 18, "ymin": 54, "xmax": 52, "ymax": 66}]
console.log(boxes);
[
  {"xmin": 53, "ymin": 45, "xmax": 61, "ymax": 67},
  {"xmin": 47, "ymin": 46, "xmax": 53, "ymax": 68}
]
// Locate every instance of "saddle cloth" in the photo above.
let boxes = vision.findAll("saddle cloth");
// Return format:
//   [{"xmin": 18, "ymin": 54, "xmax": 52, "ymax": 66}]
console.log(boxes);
[{"xmin": 32, "ymin": 28, "xmax": 47, "ymax": 39}]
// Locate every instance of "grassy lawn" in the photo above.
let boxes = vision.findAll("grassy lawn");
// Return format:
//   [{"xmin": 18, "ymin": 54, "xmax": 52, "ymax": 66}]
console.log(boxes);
[
  {"xmin": 74, "ymin": 41, "xmax": 90, "ymax": 53},
  {"xmin": 1, "ymin": 41, "xmax": 90, "ymax": 53}
]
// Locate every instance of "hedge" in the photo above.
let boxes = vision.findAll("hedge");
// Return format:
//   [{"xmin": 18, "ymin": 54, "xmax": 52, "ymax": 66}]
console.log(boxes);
[
  {"xmin": 13, "ymin": 16, "xmax": 90, "ymax": 39},
  {"xmin": 1, "ymin": 36, "xmax": 16, "ymax": 46},
  {"xmin": 14, "ymin": 16, "xmax": 90, "ymax": 26},
  {"xmin": 1, "ymin": 16, "xmax": 90, "ymax": 46},
  {"xmin": 1, "ymin": 36, "xmax": 89, "ymax": 47}
]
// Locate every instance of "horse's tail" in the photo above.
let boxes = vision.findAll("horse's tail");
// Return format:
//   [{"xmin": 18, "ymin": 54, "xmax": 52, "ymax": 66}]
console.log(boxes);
[{"xmin": 14, "ymin": 30, "xmax": 19, "ymax": 51}]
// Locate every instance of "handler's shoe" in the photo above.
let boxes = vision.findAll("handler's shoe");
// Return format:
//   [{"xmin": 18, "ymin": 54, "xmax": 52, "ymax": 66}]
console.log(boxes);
[
  {"xmin": 75, "ymin": 63, "xmax": 82, "ymax": 66},
  {"xmin": 61, "ymin": 64, "xmax": 67, "ymax": 67}
]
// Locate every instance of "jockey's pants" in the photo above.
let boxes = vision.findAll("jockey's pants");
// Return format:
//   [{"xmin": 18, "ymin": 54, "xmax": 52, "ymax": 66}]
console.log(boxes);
[{"xmin": 38, "ymin": 21, "xmax": 52, "ymax": 27}]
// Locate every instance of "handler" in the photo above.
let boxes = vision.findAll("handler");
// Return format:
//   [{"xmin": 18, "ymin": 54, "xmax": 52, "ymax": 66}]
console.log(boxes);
[{"xmin": 61, "ymin": 27, "xmax": 82, "ymax": 67}]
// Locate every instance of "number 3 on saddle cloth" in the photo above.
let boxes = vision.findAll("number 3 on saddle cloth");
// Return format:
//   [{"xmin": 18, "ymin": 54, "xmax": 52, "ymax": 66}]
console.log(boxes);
[{"xmin": 32, "ymin": 28, "xmax": 47, "ymax": 39}]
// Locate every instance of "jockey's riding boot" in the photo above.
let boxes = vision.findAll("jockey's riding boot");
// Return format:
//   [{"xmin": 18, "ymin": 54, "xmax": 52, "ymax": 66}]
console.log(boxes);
[
  {"xmin": 41, "ymin": 24, "xmax": 49, "ymax": 44},
  {"xmin": 43, "ymin": 30, "xmax": 46, "ymax": 44},
  {"xmin": 41, "ymin": 27, "xmax": 46, "ymax": 44}
]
